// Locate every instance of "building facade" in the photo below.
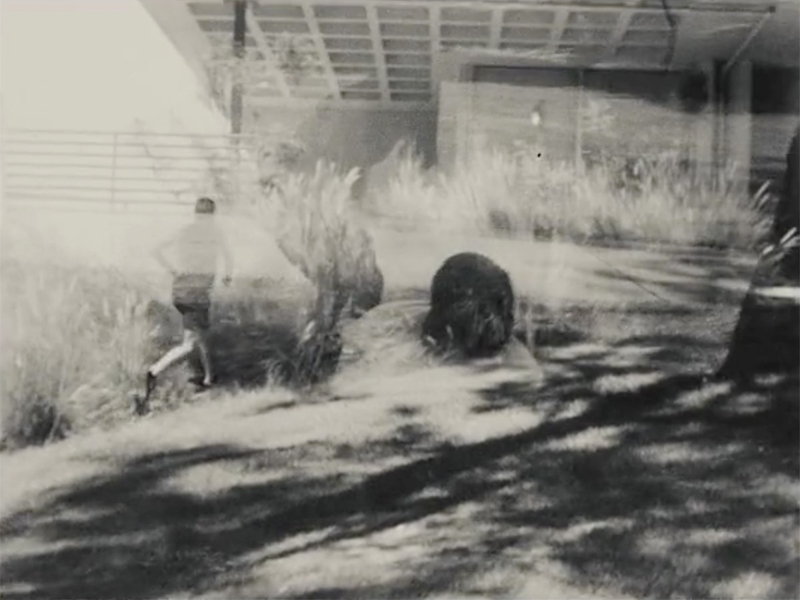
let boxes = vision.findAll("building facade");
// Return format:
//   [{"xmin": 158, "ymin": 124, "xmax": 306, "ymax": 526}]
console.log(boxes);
[{"xmin": 141, "ymin": 0, "xmax": 800, "ymax": 190}]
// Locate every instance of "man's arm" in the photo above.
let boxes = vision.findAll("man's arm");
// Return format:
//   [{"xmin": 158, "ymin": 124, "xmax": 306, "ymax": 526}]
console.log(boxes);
[
  {"xmin": 153, "ymin": 234, "xmax": 178, "ymax": 277},
  {"xmin": 219, "ymin": 229, "xmax": 234, "ymax": 285}
]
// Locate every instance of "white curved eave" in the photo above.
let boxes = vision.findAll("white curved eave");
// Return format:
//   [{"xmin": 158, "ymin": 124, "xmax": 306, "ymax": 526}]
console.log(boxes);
[
  {"xmin": 139, "ymin": 0, "xmax": 215, "ymax": 94},
  {"xmin": 138, "ymin": 0, "xmax": 799, "ymax": 110}
]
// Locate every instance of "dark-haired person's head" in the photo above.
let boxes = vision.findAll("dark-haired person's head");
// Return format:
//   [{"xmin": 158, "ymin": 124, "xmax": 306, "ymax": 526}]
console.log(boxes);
[{"xmin": 195, "ymin": 197, "xmax": 216, "ymax": 217}]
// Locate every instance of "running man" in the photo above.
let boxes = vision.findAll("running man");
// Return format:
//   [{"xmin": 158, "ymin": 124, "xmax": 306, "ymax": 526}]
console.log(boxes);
[{"xmin": 138, "ymin": 197, "xmax": 234, "ymax": 414}]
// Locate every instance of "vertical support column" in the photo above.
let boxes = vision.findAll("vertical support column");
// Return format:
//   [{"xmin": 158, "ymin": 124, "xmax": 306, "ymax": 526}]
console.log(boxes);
[
  {"xmin": 725, "ymin": 60, "xmax": 753, "ymax": 189},
  {"xmin": 230, "ymin": 0, "xmax": 247, "ymax": 206},
  {"xmin": 231, "ymin": 0, "xmax": 247, "ymax": 135},
  {"xmin": 693, "ymin": 61, "xmax": 717, "ymax": 179},
  {"xmin": 454, "ymin": 82, "xmax": 471, "ymax": 169},
  {"xmin": 436, "ymin": 82, "xmax": 454, "ymax": 171},
  {"xmin": 465, "ymin": 80, "xmax": 478, "ymax": 163},
  {"xmin": 575, "ymin": 70, "xmax": 585, "ymax": 172}
]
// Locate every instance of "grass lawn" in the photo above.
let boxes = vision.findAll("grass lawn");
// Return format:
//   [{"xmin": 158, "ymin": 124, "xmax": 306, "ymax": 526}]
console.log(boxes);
[{"xmin": 1, "ymin": 229, "xmax": 796, "ymax": 600}]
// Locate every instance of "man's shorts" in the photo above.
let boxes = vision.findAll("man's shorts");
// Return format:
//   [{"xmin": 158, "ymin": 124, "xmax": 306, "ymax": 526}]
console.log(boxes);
[
  {"xmin": 173, "ymin": 300, "xmax": 211, "ymax": 332},
  {"xmin": 172, "ymin": 274, "xmax": 214, "ymax": 332}
]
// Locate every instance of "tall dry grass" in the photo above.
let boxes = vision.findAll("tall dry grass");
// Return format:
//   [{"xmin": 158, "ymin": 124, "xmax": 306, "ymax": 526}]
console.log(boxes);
[
  {"xmin": 0, "ymin": 260, "xmax": 161, "ymax": 448},
  {"xmin": 256, "ymin": 160, "xmax": 383, "ymax": 384},
  {"xmin": 371, "ymin": 141, "xmax": 771, "ymax": 251},
  {"xmin": 0, "ymin": 254, "xmax": 317, "ymax": 450}
]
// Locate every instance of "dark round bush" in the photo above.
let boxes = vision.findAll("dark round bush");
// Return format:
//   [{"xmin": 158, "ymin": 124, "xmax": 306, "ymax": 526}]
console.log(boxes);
[{"xmin": 422, "ymin": 252, "xmax": 515, "ymax": 358}]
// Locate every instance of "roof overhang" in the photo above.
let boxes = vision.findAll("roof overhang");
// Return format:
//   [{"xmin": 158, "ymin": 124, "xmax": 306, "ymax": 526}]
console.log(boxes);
[{"xmin": 140, "ymin": 0, "xmax": 800, "ymax": 111}]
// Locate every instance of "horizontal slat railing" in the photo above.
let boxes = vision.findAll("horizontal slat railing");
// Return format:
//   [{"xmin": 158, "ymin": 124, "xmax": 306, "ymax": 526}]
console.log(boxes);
[{"xmin": 0, "ymin": 129, "xmax": 266, "ymax": 214}]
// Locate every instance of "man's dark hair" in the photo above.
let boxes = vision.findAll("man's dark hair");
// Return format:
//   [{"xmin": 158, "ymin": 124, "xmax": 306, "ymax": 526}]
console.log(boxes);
[{"xmin": 195, "ymin": 197, "xmax": 216, "ymax": 215}]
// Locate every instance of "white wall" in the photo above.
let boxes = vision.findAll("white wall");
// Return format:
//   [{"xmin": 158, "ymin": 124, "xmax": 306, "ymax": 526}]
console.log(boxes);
[
  {"xmin": 0, "ymin": 0, "xmax": 257, "ymax": 278},
  {"xmin": 0, "ymin": 0, "xmax": 227, "ymax": 134}
]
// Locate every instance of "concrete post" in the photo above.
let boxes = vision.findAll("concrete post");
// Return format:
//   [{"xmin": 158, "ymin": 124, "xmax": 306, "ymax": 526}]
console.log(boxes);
[
  {"xmin": 229, "ymin": 0, "xmax": 247, "ymax": 205},
  {"xmin": 230, "ymin": 0, "xmax": 247, "ymax": 135},
  {"xmin": 693, "ymin": 61, "xmax": 717, "ymax": 179},
  {"xmin": 724, "ymin": 60, "xmax": 753, "ymax": 190}
]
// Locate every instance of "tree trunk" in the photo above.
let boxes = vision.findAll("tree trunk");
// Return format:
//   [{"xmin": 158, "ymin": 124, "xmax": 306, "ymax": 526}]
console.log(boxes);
[{"xmin": 717, "ymin": 128, "xmax": 799, "ymax": 381}]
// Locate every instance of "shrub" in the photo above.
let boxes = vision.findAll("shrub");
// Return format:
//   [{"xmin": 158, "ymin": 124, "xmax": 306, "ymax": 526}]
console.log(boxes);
[
  {"xmin": 257, "ymin": 160, "xmax": 384, "ymax": 385},
  {"xmin": 0, "ymin": 261, "xmax": 158, "ymax": 449},
  {"xmin": 370, "ymin": 141, "xmax": 771, "ymax": 251},
  {"xmin": 0, "ymin": 257, "xmax": 317, "ymax": 450}
]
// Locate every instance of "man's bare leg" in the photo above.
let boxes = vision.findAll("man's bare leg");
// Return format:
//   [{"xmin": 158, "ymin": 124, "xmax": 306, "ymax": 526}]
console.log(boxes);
[
  {"xmin": 150, "ymin": 330, "xmax": 198, "ymax": 378},
  {"xmin": 136, "ymin": 331, "xmax": 198, "ymax": 415},
  {"xmin": 195, "ymin": 331, "xmax": 214, "ymax": 387}
]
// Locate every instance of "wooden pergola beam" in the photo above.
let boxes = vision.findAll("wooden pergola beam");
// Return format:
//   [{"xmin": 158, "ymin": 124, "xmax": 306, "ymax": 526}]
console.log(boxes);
[
  {"xmin": 300, "ymin": 2, "xmax": 343, "ymax": 100},
  {"xmin": 366, "ymin": 3, "xmax": 391, "ymax": 102},
  {"xmin": 241, "ymin": 2, "xmax": 293, "ymax": 98}
]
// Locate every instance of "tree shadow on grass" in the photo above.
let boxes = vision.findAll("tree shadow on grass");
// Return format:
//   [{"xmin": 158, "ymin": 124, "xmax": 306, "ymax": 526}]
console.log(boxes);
[
  {"xmin": 2, "ymin": 327, "xmax": 797, "ymax": 599},
  {"xmin": 589, "ymin": 251, "xmax": 754, "ymax": 307},
  {"xmin": 517, "ymin": 374, "xmax": 796, "ymax": 598},
  {"xmin": 458, "ymin": 328, "xmax": 798, "ymax": 598}
]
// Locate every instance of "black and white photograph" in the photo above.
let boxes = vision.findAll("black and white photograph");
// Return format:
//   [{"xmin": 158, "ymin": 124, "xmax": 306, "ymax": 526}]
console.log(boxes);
[{"xmin": 0, "ymin": 0, "xmax": 798, "ymax": 598}]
